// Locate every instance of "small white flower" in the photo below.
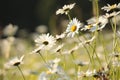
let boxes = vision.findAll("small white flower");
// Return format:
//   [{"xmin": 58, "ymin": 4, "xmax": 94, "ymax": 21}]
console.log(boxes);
[
  {"xmin": 105, "ymin": 11, "xmax": 120, "ymax": 18},
  {"xmin": 4, "ymin": 55, "xmax": 24, "ymax": 68},
  {"xmin": 84, "ymin": 69, "xmax": 96, "ymax": 77},
  {"xmin": 53, "ymin": 44, "xmax": 64, "ymax": 53},
  {"xmin": 62, "ymin": 45, "xmax": 79, "ymax": 55},
  {"xmin": 66, "ymin": 18, "xmax": 81, "ymax": 37},
  {"xmin": 55, "ymin": 33, "xmax": 66, "ymax": 42},
  {"xmin": 56, "ymin": 9, "xmax": 64, "ymax": 15},
  {"xmin": 75, "ymin": 60, "xmax": 89, "ymax": 66},
  {"xmin": 38, "ymin": 72, "xmax": 48, "ymax": 80},
  {"xmin": 47, "ymin": 58, "xmax": 61, "ymax": 74},
  {"xmin": 77, "ymin": 71, "xmax": 85, "ymax": 78},
  {"xmin": 101, "ymin": 3, "xmax": 120, "ymax": 12},
  {"xmin": 82, "ymin": 16, "xmax": 108, "ymax": 32},
  {"xmin": 34, "ymin": 33, "xmax": 56, "ymax": 51},
  {"xmin": 56, "ymin": 3, "xmax": 75, "ymax": 15},
  {"xmin": 109, "ymin": 52, "xmax": 120, "ymax": 57}
]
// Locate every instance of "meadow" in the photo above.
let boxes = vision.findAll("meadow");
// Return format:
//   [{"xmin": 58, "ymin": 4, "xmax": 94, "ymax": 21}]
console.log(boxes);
[{"xmin": 0, "ymin": 0, "xmax": 120, "ymax": 80}]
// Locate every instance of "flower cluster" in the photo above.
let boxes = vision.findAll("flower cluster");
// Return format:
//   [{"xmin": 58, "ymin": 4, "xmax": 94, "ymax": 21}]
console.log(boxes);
[{"xmin": 2, "ymin": 2, "xmax": 120, "ymax": 80}]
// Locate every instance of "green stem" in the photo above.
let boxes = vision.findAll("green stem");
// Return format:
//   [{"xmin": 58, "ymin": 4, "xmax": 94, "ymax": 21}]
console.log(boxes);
[
  {"xmin": 70, "ymin": 53, "xmax": 78, "ymax": 80},
  {"xmin": 77, "ymin": 36, "xmax": 93, "ymax": 66},
  {"xmin": 38, "ymin": 52, "xmax": 47, "ymax": 64},
  {"xmin": 17, "ymin": 66, "xmax": 25, "ymax": 80},
  {"xmin": 99, "ymin": 31, "xmax": 108, "ymax": 64},
  {"xmin": 67, "ymin": 13, "xmax": 71, "ymax": 21}
]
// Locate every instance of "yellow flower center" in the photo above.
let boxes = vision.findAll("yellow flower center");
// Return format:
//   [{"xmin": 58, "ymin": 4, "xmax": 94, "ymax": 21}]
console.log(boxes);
[
  {"xmin": 110, "ymin": 4, "xmax": 117, "ymax": 9},
  {"xmin": 71, "ymin": 25, "xmax": 77, "ymax": 32},
  {"xmin": 86, "ymin": 25, "xmax": 92, "ymax": 29},
  {"xmin": 46, "ymin": 71, "xmax": 52, "ymax": 74}
]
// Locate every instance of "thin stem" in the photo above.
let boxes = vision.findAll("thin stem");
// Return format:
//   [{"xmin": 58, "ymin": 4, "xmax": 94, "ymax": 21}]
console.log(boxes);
[
  {"xmin": 17, "ymin": 66, "xmax": 25, "ymax": 80},
  {"xmin": 70, "ymin": 53, "xmax": 78, "ymax": 80},
  {"xmin": 90, "ymin": 43, "xmax": 102, "ymax": 67},
  {"xmin": 67, "ymin": 13, "xmax": 71, "ymax": 21},
  {"xmin": 77, "ymin": 35, "xmax": 93, "ymax": 66},
  {"xmin": 38, "ymin": 52, "xmax": 47, "ymax": 64},
  {"xmin": 99, "ymin": 31, "xmax": 108, "ymax": 64}
]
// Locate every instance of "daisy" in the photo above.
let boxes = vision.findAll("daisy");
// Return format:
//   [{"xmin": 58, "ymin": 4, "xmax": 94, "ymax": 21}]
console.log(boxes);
[
  {"xmin": 55, "ymin": 33, "xmax": 66, "ymax": 42},
  {"xmin": 52, "ymin": 44, "xmax": 64, "ymax": 53},
  {"xmin": 75, "ymin": 60, "xmax": 89, "ymax": 66},
  {"xmin": 4, "ymin": 55, "xmax": 25, "ymax": 80},
  {"xmin": 38, "ymin": 72, "xmax": 48, "ymax": 80},
  {"xmin": 84, "ymin": 69, "xmax": 96, "ymax": 77},
  {"xmin": 46, "ymin": 58, "xmax": 61, "ymax": 74},
  {"xmin": 101, "ymin": 3, "xmax": 120, "ymax": 12},
  {"xmin": 105, "ymin": 11, "xmax": 120, "ymax": 18},
  {"xmin": 5, "ymin": 55, "xmax": 24, "ymax": 67},
  {"xmin": 82, "ymin": 16, "xmax": 108, "ymax": 32},
  {"xmin": 66, "ymin": 18, "xmax": 81, "ymax": 37},
  {"xmin": 56, "ymin": 3, "xmax": 75, "ymax": 15},
  {"xmin": 109, "ymin": 52, "xmax": 120, "ymax": 57},
  {"xmin": 34, "ymin": 33, "xmax": 56, "ymax": 51}
]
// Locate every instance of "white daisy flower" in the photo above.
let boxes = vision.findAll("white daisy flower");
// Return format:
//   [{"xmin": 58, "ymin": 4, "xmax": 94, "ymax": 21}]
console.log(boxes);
[
  {"xmin": 55, "ymin": 33, "xmax": 66, "ymax": 42},
  {"xmin": 84, "ymin": 69, "xmax": 96, "ymax": 77},
  {"xmin": 56, "ymin": 9, "xmax": 64, "ymax": 15},
  {"xmin": 34, "ymin": 33, "xmax": 56, "ymax": 51},
  {"xmin": 75, "ymin": 60, "xmax": 89, "ymax": 66},
  {"xmin": 62, "ymin": 45, "xmax": 79, "ymax": 55},
  {"xmin": 38, "ymin": 72, "xmax": 48, "ymax": 80},
  {"xmin": 47, "ymin": 58, "xmax": 61, "ymax": 74},
  {"xmin": 82, "ymin": 16, "xmax": 108, "ymax": 32},
  {"xmin": 66, "ymin": 18, "xmax": 81, "ymax": 37},
  {"xmin": 4, "ymin": 55, "xmax": 24, "ymax": 68},
  {"xmin": 53, "ymin": 44, "xmax": 64, "ymax": 53},
  {"xmin": 101, "ymin": 3, "xmax": 120, "ymax": 12},
  {"xmin": 56, "ymin": 3, "xmax": 75, "ymax": 15},
  {"xmin": 105, "ymin": 11, "xmax": 120, "ymax": 18}
]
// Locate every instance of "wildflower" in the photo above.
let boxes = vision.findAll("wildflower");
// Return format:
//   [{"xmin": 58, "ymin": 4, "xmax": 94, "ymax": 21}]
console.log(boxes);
[
  {"xmin": 105, "ymin": 11, "xmax": 120, "ymax": 18},
  {"xmin": 77, "ymin": 71, "xmax": 85, "ymax": 78},
  {"xmin": 38, "ymin": 72, "xmax": 48, "ymax": 80},
  {"xmin": 62, "ymin": 45, "xmax": 79, "ymax": 55},
  {"xmin": 75, "ymin": 60, "xmax": 89, "ymax": 66},
  {"xmin": 66, "ymin": 18, "xmax": 81, "ymax": 37},
  {"xmin": 84, "ymin": 69, "xmax": 96, "ymax": 77},
  {"xmin": 53, "ymin": 44, "xmax": 64, "ymax": 53},
  {"xmin": 55, "ymin": 33, "xmax": 66, "ymax": 42},
  {"xmin": 82, "ymin": 16, "xmax": 108, "ymax": 32},
  {"xmin": 3, "ymin": 24, "xmax": 18, "ymax": 36},
  {"xmin": 109, "ymin": 52, "xmax": 120, "ymax": 58},
  {"xmin": 101, "ymin": 3, "xmax": 120, "ymax": 12},
  {"xmin": 5, "ymin": 55, "xmax": 24, "ymax": 67},
  {"xmin": 34, "ymin": 33, "xmax": 56, "ymax": 51},
  {"xmin": 47, "ymin": 58, "xmax": 61, "ymax": 74},
  {"xmin": 56, "ymin": 3, "xmax": 75, "ymax": 15}
]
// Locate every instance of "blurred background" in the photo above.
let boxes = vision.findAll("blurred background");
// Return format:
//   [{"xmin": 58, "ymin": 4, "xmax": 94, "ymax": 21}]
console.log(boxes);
[{"xmin": 0, "ymin": 0, "xmax": 119, "ymax": 35}]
